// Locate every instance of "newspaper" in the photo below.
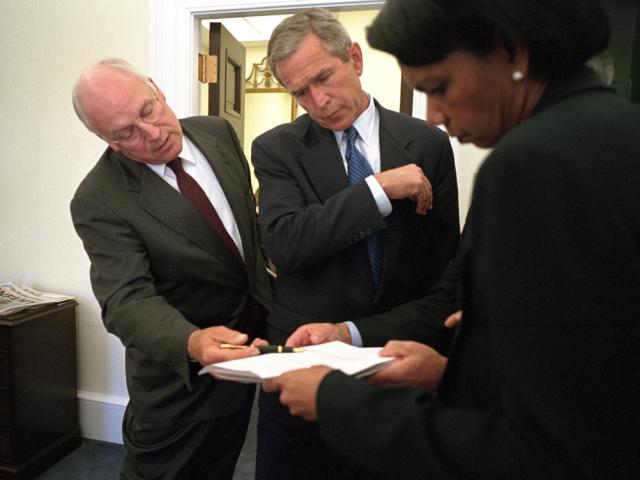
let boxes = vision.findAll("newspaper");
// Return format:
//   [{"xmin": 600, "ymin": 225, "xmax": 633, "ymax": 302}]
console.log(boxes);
[{"xmin": 0, "ymin": 282, "xmax": 75, "ymax": 317}]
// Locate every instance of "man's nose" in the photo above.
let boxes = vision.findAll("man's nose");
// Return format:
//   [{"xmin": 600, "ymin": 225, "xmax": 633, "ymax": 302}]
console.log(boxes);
[
  {"xmin": 308, "ymin": 86, "xmax": 330, "ymax": 109},
  {"xmin": 136, "ymin": 120, "xmax": 161, "ymax": 140}
]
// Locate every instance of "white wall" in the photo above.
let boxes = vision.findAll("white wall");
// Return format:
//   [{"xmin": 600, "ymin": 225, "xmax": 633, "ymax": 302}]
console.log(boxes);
[{"xmin": 0, "ymin": 0, "xmax": 150, "ymax": 443}]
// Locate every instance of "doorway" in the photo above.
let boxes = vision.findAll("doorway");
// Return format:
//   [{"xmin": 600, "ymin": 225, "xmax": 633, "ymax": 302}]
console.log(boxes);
[
  {"xmin": 150, "ymin": 0, "xmax": 485, "ymax": 227},
  {"xmin": 198, "ymin": 9, "xmax": 398, "ymax": 182}
]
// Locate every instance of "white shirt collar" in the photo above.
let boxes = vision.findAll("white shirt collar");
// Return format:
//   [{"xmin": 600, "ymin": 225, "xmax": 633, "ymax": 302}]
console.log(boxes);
[
  {"xmin": 336, "ymin": 92, "xmax": 378, "ymax": 147},
  {"xmin": 147, "ymin": 135, "xmax": 196, "ymax": 176}
]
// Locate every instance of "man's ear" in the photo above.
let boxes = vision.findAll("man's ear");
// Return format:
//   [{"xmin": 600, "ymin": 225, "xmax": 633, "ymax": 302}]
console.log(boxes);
[
  {"xmin": 97, "ymin": 133, "xmax": 121, "ymax": 152},
  {"xmin": 347, "ymin": 42, "xmax": 364, "ymax": 76}
]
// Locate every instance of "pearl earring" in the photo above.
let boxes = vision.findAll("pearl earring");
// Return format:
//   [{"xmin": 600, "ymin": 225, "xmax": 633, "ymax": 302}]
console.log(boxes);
[{"xmin": 512, "ymin": 70, "xmax": 524, "ymax": 83}]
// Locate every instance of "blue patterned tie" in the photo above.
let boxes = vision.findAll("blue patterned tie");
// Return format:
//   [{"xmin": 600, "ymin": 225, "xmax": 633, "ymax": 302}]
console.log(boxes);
[{"xmin": 344, "ymin": 126, "xmax": 383, "ymax": 287}]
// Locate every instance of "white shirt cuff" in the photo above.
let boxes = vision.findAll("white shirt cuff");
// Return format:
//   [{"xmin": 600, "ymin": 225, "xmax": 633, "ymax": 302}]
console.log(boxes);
[
  {"xmin": 365, "ymin": 175, "xmax": 392, "ymax": 217},
  {"xmin": 344, "ymin": 321, "xmax": 363, "ymax": 347}
]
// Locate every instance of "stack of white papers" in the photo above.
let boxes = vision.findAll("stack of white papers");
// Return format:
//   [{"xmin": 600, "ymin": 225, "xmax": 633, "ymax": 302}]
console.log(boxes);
[{"xmin": 199, "ymin": 341, "xmax": 393, "ymax": 383}]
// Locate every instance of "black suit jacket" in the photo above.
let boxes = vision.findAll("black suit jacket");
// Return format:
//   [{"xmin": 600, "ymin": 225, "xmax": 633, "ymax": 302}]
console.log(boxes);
[
  {"xmin": 252, "ymin": 102, "xmax": 460, "ymax": 344},
  {"xmin": 71, "ymin": 116, "xmax": 272, "ymax": 425},
  {"xmin": 316, "ymin": 69, "xmax": 640, "ymax": 478}
]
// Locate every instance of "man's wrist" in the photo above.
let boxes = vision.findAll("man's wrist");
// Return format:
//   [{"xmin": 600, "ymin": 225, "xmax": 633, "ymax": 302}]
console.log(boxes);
[
  {"xmin": 337, "ymin": 322, "xmax": 352, "ymax": 344},
  {"xmin": 187, "ymin": 329, "xmax": 200, "ymax": 362},
  {"xmin": 365, "ymin": 175, "xmax": 392, "ymax": 217}
]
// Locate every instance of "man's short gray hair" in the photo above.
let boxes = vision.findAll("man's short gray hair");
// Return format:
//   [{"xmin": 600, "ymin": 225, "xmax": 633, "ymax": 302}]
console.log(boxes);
[
  {"xmin": 267, "ymin": 8, "xmax": 352, "ymax": 85},
  {"xmin": 72, "ymin": 58, "xmax": 149, "ymax": 132}
]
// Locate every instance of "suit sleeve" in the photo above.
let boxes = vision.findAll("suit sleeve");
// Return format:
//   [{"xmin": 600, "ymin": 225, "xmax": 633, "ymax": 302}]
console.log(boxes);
[
  {"xmin": 351, "ymin": 128, "xmax": 461, "ymax": 351},
  {"xmin": 222, "ymin": 119, "xmax": 270, "ymax": 264},
  {"xmin": 401, "ymin": 125, "xmax": 460, "ymax": 295},
  {"xmin": 70, "ymin": 194, "xmax": 198, "ymax": 389},
  {"xmin": 252, "ymin": 134, "xmax": 386, "ymax": 274},
  {"xmin": 313, "ymin": 152, "xmax": 556, "ymax": 478},
  {"xmin": 317, "ymin": 371, "xmax": 538, "ymax": 480},
  {"xmin": 351, "ymin": 228, "xmax": 465, "ymax": 353},
  {"xmin": 316, "ymin": 136, "xmax": 640, "ymax": 478}
]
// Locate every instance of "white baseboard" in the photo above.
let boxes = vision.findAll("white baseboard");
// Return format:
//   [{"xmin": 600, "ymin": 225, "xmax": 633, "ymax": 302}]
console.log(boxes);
[{"xmin": 78, "ymin": 390, "xmax": 128, "ymax": 444}]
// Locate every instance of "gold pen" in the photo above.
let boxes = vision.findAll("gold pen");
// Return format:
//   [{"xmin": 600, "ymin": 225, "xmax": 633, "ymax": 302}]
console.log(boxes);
[{"xmin": 219, "ymin": 344, "xmax": 304, "ymax": 354}]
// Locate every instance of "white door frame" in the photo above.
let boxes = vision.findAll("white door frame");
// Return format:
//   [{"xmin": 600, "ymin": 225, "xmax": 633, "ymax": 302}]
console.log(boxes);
[
  {"xmin": 149, "ymin": 0, "xmax": 468, "ymax": 223},
  {"xmin": 150, "ymin": 0, "xmax": 385, "ymax": 118}
]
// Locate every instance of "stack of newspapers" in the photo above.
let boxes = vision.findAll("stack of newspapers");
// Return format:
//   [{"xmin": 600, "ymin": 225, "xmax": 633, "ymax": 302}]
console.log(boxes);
[{"xmin": 0, "ymin": 282, "xmax": 75, "ymax": 317}]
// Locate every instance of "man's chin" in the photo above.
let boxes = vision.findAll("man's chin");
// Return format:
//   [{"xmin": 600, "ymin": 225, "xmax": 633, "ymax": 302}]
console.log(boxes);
[
  {"xmin": 155, "ymin": 141, "xmax": 182, "ymax": 162},
  {"xmin": 319, "ymin": 117, "xmax": 350, "ymax": 132}
]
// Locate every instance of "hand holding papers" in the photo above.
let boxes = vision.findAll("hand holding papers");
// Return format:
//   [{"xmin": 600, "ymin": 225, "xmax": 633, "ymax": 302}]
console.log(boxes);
[{"xmin": 199, "ymin": 341, "xmax": 393, "ymax": 383}]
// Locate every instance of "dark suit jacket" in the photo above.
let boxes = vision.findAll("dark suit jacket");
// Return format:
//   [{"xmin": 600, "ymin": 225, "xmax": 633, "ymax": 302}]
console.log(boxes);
[
  {"xmin": 71, "ymin": 116, "xmax": 272, "ymax": 425},
  {"xmin": 352, "ymin": 227, "xmax": 467, "ymax": 354},
  {"xmin": 252, "ymin": 102, "xmax": 460, "ymax": 344},
  {"xmin": 316, "ymin": 68, "xmax": 640, "ymax": 478}
]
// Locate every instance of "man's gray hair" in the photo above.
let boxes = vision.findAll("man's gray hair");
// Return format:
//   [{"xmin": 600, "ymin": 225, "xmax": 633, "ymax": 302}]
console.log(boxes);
[
  {"xmin": 72, "ymin": 58, "xmax": 149, "ymax": 132},
  {"xmin": 267, "ymin": 8, "xmax": 352, "ymax": 85}
]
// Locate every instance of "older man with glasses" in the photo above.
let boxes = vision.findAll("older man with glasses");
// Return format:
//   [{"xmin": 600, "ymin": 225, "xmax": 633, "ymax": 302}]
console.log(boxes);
[{"xmin": 70, "ymin": 58, "xmax": 272, "ymax": 480}]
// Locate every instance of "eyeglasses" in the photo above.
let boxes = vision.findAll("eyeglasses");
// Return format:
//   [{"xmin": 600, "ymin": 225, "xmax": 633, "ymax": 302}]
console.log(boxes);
[{"xmin": 110, "ymin": 95, "xmax": 165, "ymax": 146}]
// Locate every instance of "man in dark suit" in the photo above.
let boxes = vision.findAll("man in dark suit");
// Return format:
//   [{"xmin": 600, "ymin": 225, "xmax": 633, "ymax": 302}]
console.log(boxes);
[
  {"xmin": 251, "ymin": 9, "xmax": 460, "ymax": 480},
  {"xmin": 70, "ymin": 58, "xmax": 272, "ymax": 480},
  {"xmin": 263, "ymin": 0, "xmax": 640, "ymax": 478}
]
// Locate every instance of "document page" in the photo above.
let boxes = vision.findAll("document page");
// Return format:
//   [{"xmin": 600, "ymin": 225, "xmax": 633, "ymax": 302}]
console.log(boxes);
[{"xmin": 199, "ymin": 341, "xmax": 394, "ymax": 383}]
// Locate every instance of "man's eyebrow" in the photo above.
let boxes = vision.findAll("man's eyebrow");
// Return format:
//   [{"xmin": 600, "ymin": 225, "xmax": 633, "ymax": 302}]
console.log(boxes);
[
  {"xmin": 313, "ymin": 67, "xmax": 332, "ymax": 79},
  {"xmin": 289, "ymin": 67, "xmax": 334, "ymax": 96},
  {"xmin": 108, "ymin": 97, "xmax": 156, "ymax": 136}
]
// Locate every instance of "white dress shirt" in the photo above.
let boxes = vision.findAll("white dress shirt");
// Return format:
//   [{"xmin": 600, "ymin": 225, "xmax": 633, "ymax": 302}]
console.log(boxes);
[
  {"xmin": 333, "ymin": 93, "xmax": 392, "ymax": 218},
  {"xmin": 147, "ymin": 135, "xmax": 244, "ymax": 260},
  {"xmin": 334, "ymin": 94, "xmax": 393, "ymax": 346}
]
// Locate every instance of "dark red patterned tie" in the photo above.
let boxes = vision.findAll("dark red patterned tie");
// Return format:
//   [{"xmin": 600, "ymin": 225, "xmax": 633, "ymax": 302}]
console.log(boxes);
[{"xmin": 168, "ymin": 159, "xmax": 243, "ymax": 262}]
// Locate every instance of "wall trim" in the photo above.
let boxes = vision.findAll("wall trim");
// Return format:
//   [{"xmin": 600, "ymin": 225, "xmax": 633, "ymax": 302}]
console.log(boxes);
[
  {"xmin": 78, "ymin": 390, "xmax": 128, "ymax": 444},
  {"xmin": 150, "ymin": 0, "xmax": 384, "ymax": 118}
]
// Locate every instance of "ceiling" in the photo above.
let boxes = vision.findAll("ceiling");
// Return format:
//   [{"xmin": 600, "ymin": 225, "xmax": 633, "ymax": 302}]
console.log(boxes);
[{"xmin": 201, "ymin": 14, "xmax": 290, "ymax": 43}]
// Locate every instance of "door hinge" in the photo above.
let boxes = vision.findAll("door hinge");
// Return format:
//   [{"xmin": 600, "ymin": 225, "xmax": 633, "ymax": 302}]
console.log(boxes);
[{"xmin": 198, "ymin": 54, "xmax": 218, "ymax": 83}]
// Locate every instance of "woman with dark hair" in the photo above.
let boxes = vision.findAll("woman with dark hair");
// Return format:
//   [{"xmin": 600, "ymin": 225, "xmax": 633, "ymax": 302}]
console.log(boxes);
[{"xmin": 263, "ymin": 1, "xmax": 640, "ymax": 478}]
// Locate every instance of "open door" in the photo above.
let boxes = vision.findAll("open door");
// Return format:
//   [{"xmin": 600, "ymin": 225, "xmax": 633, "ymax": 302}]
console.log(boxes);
[{"xmin": 208, "ymin": 22, "xmax": 246, "ymax": 144}]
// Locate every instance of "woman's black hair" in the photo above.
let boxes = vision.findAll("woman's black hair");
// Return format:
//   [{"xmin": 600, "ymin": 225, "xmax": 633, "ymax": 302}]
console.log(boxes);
[{"xmin": 367, "ymin": 0, "xmax": 611, "ymax": 80}]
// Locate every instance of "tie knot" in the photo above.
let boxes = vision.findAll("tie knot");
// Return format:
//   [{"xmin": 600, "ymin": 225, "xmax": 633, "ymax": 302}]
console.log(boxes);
[
  {"xmin": 344, "ymin": 126, "xmax": 359, "ymax": 145},
  {"xmin": 168, "ymin": 158, "xmax": 183, "ymax": 173}
]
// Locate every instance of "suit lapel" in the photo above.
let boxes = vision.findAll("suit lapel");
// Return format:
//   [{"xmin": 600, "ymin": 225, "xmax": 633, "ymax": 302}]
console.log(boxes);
[
  {"xmin": 138, "ymin": 159, "xmax": 238, "ymax": 261},
  {"xmin": 115, "ymin": 148, "xmax": 244, "ymax": 274},
  {"xmin": 297, "ymin": 119, "xmax": 373, "ymax": 287},
  {"xmin": 299, "ymin": 121, "xmax": 350, "ymax": 202},
  {"xmin": 182, "ymin": 121, "xmax": 254, "ymax": 270},
  {"xmin": 296, "ymin": 109, "xmax": 421, "ymax": 299},
  {"xmin": 374, "ymin": 105, "xmax": 417, "ymax": 297}
]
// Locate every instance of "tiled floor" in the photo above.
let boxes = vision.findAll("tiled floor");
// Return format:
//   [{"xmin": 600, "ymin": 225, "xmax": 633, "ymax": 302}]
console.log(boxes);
[
  {"xmin": 35, "ymin": 401, "xmax": 258, "ymax": 480},
  {"xmin": 34, "ymin": 439, "xmax": 125, "ymax": 480}
]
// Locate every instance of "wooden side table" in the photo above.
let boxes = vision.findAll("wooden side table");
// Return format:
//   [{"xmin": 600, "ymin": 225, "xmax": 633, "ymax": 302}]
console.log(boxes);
[{"xmin": 0, "ymin": 301, "xmax": 80, "ymax": 479}]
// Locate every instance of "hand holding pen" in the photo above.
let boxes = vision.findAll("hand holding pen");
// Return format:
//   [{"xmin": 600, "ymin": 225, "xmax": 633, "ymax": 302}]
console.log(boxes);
[
  {"xmin": 187, "ymin": 326, "xmax": 266, "ymax": 366},
  {"xmin": 220, "ymin": 343, "xmax": 304, "ymax": 354}
]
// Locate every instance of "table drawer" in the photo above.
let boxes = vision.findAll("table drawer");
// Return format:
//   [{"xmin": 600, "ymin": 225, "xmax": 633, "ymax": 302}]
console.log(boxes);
[{"xmin": 0, "ymin": 355, "xmax": 8, "ymax": 388}]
